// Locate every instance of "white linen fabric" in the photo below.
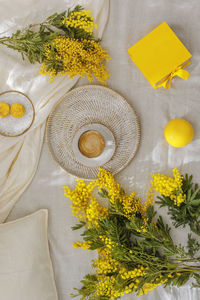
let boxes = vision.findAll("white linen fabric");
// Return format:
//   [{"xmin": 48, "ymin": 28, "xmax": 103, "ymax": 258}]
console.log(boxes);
[
  {"xmin": 0, "ymin": 0, "xmax": 109, "ymax": 223},
  {"xmin": 6, "ymin": 0, "xmax": 200, "ymax": 300},
  {"xmin": 0, "ymin": 209, "xmax": 58, "ymax": 300}
]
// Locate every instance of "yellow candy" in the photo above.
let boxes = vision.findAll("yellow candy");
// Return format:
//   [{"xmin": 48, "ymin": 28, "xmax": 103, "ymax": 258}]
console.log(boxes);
[
  {"xmin": 0, "ymin": 102, "xmax": 10, "ymax": 118},
  {"xmin": 11, "ymin": 103, "xmax": 25, "ymax": 118},
  {"xmin": 164, "ymin": 118, "xmax": 194, "ymax": 147}
]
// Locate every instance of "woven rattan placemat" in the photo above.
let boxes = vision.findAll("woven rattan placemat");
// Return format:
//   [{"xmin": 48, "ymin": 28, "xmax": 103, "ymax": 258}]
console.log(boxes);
[{"xmin": 46, "ymin": 85, "xmax": 140, "ymax": 180}]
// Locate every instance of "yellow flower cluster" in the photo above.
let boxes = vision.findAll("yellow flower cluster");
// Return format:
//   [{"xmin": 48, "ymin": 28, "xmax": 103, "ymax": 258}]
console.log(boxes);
[
  {"xmin": 94, "ymin": 247, "xmax": 159, "ymax": 297},
  {"xmin": 173, "ymin": 168, "xmax": 183, "ymax": 187},
  {"xmin": 41, "ymin": 36, "xmax": 110, "ymax": 84},
  {"xmin": 97, "ymin": 168, "xmax": 121, "ymax": 204},
  {"xmin": 73, "ymin": 241, "xmax": 91, "ymax": 250},
  {"xmin": 95, "ymin": 275, "xmax": 124, "ymax": 299},
  {"xmin": 118, "ymin": 265, "xmax": 166, "ymax": 296},
  {"xmin": 138, "ymin": 275, "xmax": 167, "ymax": 295},
  {"xmin": 95, "ymin": 263, "xmax": 164, "ymax": 298},
  {"xmin": 86, "ymin": 198, "xmax": 108, "ymax": 227},
  {"xmin": 152, "ymin": 171, "xmax": 179, "ymax": 197},
  {"xmin": 97, "ymin": 169, "xmax": 149, "ymax": 221},
  {"xmin": 64, "ymin": 168, "xmax": 150, "ymax": 235},
  {"xmin": 121, "ymin": 192, "xmax": 145, "ymax": 219},
  {"xmin": 145, "ymin": 183, "xmax": 155, "ymax": 210},
  {"xmin": 92, "ymin": 241, "xmax": 131, "ymax": 298},
  {"xmin": 40, "ymin": 64, "xmax": 56, "ymax": 82},
  {"xmin": 150, "ymin": 168, "xmax": 186, "ymax": 206},
  {"xmin": 62, "ymin": 10, "xmax": 97, "ymax": 33},
  {"xmin": 63, "ymin": 180, "xmax": 92, "ymax": 220},
  {"xmin": 172, "ymin": 193, "xmax": 186, "ymax": 206},
  {"xmin": 99, "ymin": 236, "xmax": 116, "ymax": 250},
  {"xmin": 119, "ymin": 265, "xmax": 145, "ymax": 279},
  {"xmin": 64, "ymin": 178, "xmax": 108, "ymax": 226},
  {"xmin": 94, "ymin": 248, "xmax": 119, "ymax": 275},
  {"xmin": 139, "ymin": 282, "xmax": 161, "ymax": 295}
]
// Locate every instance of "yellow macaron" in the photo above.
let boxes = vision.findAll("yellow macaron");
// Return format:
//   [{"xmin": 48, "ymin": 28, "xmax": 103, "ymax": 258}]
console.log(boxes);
[
  {"xmin": 0, "ymin": 102, "xmax": 10, "ymax": 118},
  {"xmin": 11, "ymin": 103, "xmax": 26, "ymax": 118}
]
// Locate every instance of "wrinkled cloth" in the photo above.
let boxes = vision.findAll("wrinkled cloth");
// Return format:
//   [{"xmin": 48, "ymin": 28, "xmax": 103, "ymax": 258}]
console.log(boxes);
[
  {"xmin": 0, "ymin": 0, "xmax": 109, "ymax": 222},
  {"xmin": 7, "ymin": 0, "xmax": 200, "ymax": 299}
]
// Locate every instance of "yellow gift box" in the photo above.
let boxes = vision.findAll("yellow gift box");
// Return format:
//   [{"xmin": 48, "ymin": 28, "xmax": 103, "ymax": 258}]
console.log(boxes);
[{"xmin": 128, "ymin": 22, "xmax": 192, "ymax": 89}]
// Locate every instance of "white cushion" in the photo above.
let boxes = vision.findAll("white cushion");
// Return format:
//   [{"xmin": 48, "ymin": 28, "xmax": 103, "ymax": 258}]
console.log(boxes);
[{"xmin": 0, "ymin": 209, "xmax": 58, "ymax": 300}]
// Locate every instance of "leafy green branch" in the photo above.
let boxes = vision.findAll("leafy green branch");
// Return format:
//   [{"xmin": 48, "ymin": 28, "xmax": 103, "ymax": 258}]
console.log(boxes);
[
  {"xmin": 156, "ymin": 174, "xmax": 200, "ymax": 236},
  {"xmin": 0, "ymin": 6, "xmax": 99, "ymax": 64}
]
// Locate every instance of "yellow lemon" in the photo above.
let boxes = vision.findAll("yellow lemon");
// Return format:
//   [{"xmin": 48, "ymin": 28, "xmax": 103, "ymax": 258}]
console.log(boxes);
[{"xmin": 164, "ymin": 118, "xmax": 194, "ymax": 147}]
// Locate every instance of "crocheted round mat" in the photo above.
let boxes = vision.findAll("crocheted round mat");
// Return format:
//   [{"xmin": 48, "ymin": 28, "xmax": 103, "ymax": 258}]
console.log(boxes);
[{"xmin": 46, "ymin": 85, "xmax": 140, "ymax": 180}]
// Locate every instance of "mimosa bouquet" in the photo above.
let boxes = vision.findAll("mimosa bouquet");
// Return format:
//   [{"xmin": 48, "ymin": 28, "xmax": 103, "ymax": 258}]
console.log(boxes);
[
  {"xmin": 0, "ymin": 6, "xmax": 110, "ymax": 83},
  {"xmin": 64, "ymin": 168, "xmax": 200, "ymax": 299}
]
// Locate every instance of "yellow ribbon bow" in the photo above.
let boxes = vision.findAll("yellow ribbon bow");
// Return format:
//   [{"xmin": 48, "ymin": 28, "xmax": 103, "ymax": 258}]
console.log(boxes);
[{"xmin": 155, "ymin": 61, "xmax": 191, "ymax": 89}]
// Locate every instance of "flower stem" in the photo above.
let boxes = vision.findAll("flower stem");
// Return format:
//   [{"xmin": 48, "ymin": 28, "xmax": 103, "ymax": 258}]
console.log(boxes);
[{"xmin": 0, "ymin": 37, "xmax": 9, "ymax": 43}]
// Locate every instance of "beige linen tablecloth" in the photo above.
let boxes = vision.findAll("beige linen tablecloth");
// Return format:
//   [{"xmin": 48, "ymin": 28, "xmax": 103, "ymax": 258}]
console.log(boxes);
[{"xmin": 7, "ymin": 0, "xmax": 200, "ymax": 299}]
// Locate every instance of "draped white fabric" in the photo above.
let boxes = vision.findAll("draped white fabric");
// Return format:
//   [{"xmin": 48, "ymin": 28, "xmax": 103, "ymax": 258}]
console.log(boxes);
[{"xmin": 0, "ymin": 0, "xmax": 109, "ymax": 222}]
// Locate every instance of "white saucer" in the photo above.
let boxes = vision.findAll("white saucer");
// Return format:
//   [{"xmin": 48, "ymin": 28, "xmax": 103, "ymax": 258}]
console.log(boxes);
[
  {"xmin": 73, "ymin": 124, "xmax": 115, "ymax": 167},
  {"xmin": 0, "ymin": 91, "xmax": 35, "ymax": 137}
]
